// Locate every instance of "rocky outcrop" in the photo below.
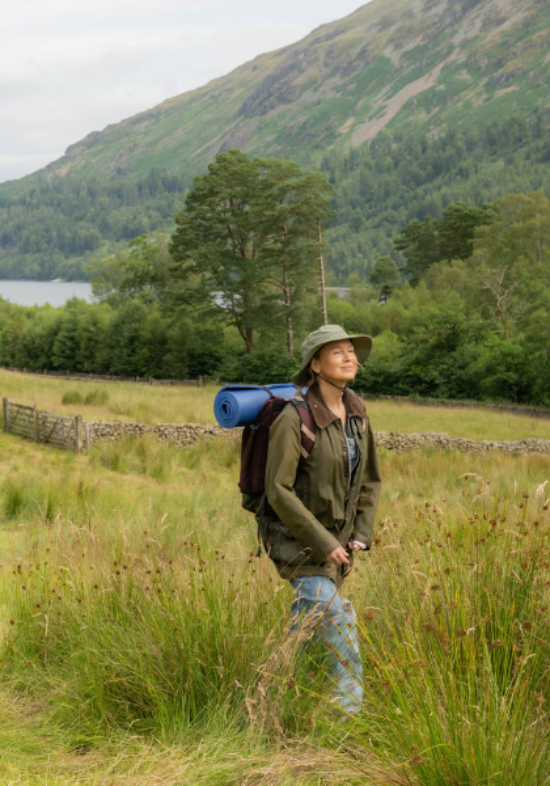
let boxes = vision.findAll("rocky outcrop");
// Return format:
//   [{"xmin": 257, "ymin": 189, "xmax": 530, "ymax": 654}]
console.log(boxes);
[{"xmin": 239, "ymin": 57, "xmax": 309, "ymax": 118}]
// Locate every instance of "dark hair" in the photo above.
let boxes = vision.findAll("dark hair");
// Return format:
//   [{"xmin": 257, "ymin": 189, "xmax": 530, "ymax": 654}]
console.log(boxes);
[{"xmin": 305, "ymin": 349, "xmax": 322, "ymax": 387}]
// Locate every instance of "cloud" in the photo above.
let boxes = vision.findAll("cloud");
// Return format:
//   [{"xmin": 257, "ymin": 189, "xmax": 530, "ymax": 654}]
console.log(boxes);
[
  {"xmin": 5, "ymin": 0, "xmax": 229, "ymax": 31},
  {"xmin": 0, "ymin": 0, "xmax": 367, "ymax": 182}
]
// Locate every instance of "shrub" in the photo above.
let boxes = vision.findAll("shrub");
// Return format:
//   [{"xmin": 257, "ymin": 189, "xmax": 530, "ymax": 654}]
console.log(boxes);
[
  {"xmin": 84, "ymin": 389, "xmax": 109, "ymax": 406},
  {"xmin": 3, "ymin": 477, "xmax": 26, "ymax": 520},
  {"xmin": 61, "ymin": 390, "xmax": 83, "ymax": 405}
]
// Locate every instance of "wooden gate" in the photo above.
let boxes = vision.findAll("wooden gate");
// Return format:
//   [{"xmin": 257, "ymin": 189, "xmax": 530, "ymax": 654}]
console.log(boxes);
[{"xmin": 2, "ymin": 398, "xmax": 85, "ymax": 452}]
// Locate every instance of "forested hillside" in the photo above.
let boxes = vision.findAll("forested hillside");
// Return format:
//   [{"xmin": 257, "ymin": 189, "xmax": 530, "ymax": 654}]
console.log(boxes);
[
  {"xmin": 0, "ymin": 170, "xmax": 188, "ymax": 280},
  {"xmin": 324, "ymin": 108, "xmax": 550, "ymax": 281},
  {"xmin": 1, "ymin": 109, "xmax": 549, "ymax": 282}
]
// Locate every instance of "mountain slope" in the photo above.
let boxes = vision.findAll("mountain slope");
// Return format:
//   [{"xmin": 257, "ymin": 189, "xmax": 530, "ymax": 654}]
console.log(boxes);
[
  {"xmin": 1, "ymin": 0, "xmax": 550, "ymax": 283},
  {"xmin": 37, "ymin": 0, "xmax": 550, "ymax": 180}
]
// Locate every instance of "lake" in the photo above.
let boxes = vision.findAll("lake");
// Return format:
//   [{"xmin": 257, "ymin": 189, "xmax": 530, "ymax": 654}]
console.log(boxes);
[
  {"xmin": 0, "ymin": 281, "xmax": 94, "ymax": 307},
  {"xmin": 0, "ymin": 281, "xmax": 350, "ymax": 308}
]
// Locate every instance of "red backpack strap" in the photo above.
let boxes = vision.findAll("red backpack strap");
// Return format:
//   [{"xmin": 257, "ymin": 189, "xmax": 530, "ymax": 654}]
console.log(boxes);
[{"xmin": 290, "ymin": 395, "xmax": 316, "ymax": 463}]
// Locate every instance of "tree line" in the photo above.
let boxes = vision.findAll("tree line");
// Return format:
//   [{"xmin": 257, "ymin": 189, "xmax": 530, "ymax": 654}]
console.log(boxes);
[{"xmin": 0, "ymin": 148, "xmax": 548, "ymax": 407}]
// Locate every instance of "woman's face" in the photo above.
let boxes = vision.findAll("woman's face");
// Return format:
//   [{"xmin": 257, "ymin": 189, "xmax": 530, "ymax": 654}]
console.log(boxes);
[{"xmin": 310, "ymin": 339, "xmax": 358, "ymax": 385}]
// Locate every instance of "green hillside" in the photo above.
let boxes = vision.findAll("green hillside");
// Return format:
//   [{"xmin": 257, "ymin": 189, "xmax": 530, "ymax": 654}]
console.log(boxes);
[
  {"xmin": 1, "ymin": 0, "xmax": 550, "ymax": 280},
  {"xmin": 34, "ymin": 0, "xmax": 550, "ymax": 177}
]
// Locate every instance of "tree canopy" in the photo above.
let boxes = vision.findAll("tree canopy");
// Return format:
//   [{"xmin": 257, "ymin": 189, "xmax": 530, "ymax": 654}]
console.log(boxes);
[
  {"xmin": 2, "ymin": 188, "xmax": 550, "ymax": 406},
  {"xmin": 169, "ymin": 149, "xmax": 334, "ymax": 353},
  {"xmin": 369, "ymin": 256, "xmax": 401, "ymax": 303},
  {"xmin": 393, "ymin": 202, "xmax": 494, "ymax": 284}
]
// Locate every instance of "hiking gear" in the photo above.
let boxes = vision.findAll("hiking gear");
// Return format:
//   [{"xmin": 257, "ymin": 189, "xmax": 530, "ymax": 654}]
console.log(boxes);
[
  {"xmin": 290, "ymin": 575, "xmax": 363, "ymax": 714},
  {"xmin": 239, "ymin": 389, "xmax": 316, "ymax": 515},
  {"xmin": 214, "ymin": 384, "xmax": 299, "ymax": 428},
  {"xmin": 291, "ymin": 325, "xmax": 373, "ymax": 388},
  {"xmin": 260, "ymin": 382, "xmax": 381, "ymax": 588}
]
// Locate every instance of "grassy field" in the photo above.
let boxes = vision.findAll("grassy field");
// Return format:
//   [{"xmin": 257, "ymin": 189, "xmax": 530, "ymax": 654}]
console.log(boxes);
[
  {"xmin": 0, "ymin": 381, "xmax": 549, "ymax": 784},
  {"xmin": 1, "ymin": 369, "xmax": 550, "ymax": 441}
]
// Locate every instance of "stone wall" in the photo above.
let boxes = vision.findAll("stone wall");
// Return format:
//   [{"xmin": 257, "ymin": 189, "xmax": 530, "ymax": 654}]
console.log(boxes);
[
  {"xmin": 87, "ymin": 421, "xmax": 237, "ymax": 447},
  {"xmin": 86, "ymin": 420, "xmax": 550, "ymax": 456},
  {"xmin": 376, "ymin": 431, "xmax": 550, "ymax": 455}
]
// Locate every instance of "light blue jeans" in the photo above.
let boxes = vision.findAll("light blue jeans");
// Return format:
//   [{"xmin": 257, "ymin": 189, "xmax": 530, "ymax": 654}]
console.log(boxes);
[{"xmin": 290, "ymin": 575, "xmax": 363, "ymax": 714}]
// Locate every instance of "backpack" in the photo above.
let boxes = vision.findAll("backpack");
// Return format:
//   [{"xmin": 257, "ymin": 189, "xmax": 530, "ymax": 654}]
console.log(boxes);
[{"xmin": 239, "ymin": 388, "xmax": 316, "ymax": 515}]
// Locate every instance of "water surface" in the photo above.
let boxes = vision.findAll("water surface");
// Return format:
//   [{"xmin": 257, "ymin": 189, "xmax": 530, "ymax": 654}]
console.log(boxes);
[{"xmin": 0, "ymin": 281, "xmax": 93, "ymax": 307}]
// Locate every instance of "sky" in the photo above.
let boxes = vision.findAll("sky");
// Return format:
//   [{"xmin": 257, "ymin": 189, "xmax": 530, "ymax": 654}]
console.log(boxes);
[{"xmin": 1, "ymin": 0, "xmax": 370, "ymax": 184}]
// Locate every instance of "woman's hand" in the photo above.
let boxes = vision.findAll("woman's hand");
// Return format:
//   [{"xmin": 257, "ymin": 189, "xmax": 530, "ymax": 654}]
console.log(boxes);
[
  {"xmin": 347, "ymin": 540, "xmax": 363, "ymax": 552},
  {"xmin": 325, "ymin": 545, "xmax": 350, "ymax": 565}
]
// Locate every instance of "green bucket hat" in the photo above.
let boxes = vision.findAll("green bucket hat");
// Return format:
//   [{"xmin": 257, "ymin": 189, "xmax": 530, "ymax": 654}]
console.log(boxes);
[{"xmin": 292, "ymin": 324, "xmax": 373, "ymax": 387}]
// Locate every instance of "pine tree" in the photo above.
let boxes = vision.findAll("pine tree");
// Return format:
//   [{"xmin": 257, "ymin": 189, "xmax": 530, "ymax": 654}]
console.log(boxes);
[
  {"xmin": 369, "ymin": 256, "xmax": 401, "ymax": 302},
  {"xmin": 169, "ymin": 149, "xmax": 334, "ymax": 353}
]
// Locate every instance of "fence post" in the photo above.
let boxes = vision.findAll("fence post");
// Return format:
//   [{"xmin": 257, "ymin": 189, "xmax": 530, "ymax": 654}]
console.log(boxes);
[
  {"xmin": 84, "ymin": 422, "xmax": 90, "ymax": 454},
  {"xmin": 33, "ymin": 406, "xmax": 39, "ymax": 443},
  {"xmin": 75, "ymin": 415, "xmax": 83, "ymax": 453},
  {"xmin": 2, "ymin": 398, "xmax": 8, "ymax": 432}
]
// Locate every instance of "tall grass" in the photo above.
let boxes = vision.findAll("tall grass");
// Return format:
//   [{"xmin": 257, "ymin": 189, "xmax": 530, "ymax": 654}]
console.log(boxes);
[
  {"xmin": 0, "ymin": 427, "xmax": 550, "ymax": 783},
  {"xmin": 347, "ymin": 478, "xmax": 550, "ymax": 784},
  {"xmin": 6, "ymin": 526, "xmax": 291, "ymax": 741},
  {"xmin": 0, "ymin": 369, "xmax": 217, "ymax": 425},
  {"xmin": 61, "ymin": 389, "xmax": 83, "ymax": 405},
  {"xmin": 84, "ymin": 389, "xmax": 109, "ymax": 406}
]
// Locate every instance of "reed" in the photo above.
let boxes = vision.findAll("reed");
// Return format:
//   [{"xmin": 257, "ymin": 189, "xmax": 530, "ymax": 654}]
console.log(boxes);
[
  {"xmin": 346, "ymin": 474, "xmax": 550, "ymax": 783},
  {"xmin": 0, "ymin": 419, "xmax": 549, "ymax": 784}
]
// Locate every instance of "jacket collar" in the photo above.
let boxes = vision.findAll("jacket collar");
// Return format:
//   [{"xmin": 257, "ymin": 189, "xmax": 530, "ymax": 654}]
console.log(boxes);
[{"xmin": 305, "ymin": 381, "xmax": 366, "ymax": 429}]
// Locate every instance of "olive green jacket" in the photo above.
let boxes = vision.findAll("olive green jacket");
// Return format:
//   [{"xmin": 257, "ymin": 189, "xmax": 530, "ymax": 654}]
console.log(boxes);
[{"xmin": 259, "ymin": 383, "xmax": 382, "ymax": 588}]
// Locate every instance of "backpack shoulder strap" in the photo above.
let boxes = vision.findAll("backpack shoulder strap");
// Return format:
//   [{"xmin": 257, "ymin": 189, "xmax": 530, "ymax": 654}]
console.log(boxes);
[{"xmin": 289, "ymin": 395, "xmax": 316, "ymax": 463}]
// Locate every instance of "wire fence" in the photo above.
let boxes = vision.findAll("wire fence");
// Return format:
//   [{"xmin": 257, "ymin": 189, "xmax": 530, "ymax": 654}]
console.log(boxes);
[{"xmin": 0, "ymin": 367, "xmax": 203, "ymax": 387}]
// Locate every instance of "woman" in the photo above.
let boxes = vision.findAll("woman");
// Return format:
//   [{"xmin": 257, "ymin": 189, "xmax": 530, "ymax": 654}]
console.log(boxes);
[{"xmin": 260, "ymin": 324, "xmax": 382, "ymax": 715}]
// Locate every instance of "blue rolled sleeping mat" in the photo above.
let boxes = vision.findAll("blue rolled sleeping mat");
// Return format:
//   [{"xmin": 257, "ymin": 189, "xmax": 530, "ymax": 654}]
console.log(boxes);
[{"xmin": 214, "ymin": 384, "xmax": 299, "ymax": 429}]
